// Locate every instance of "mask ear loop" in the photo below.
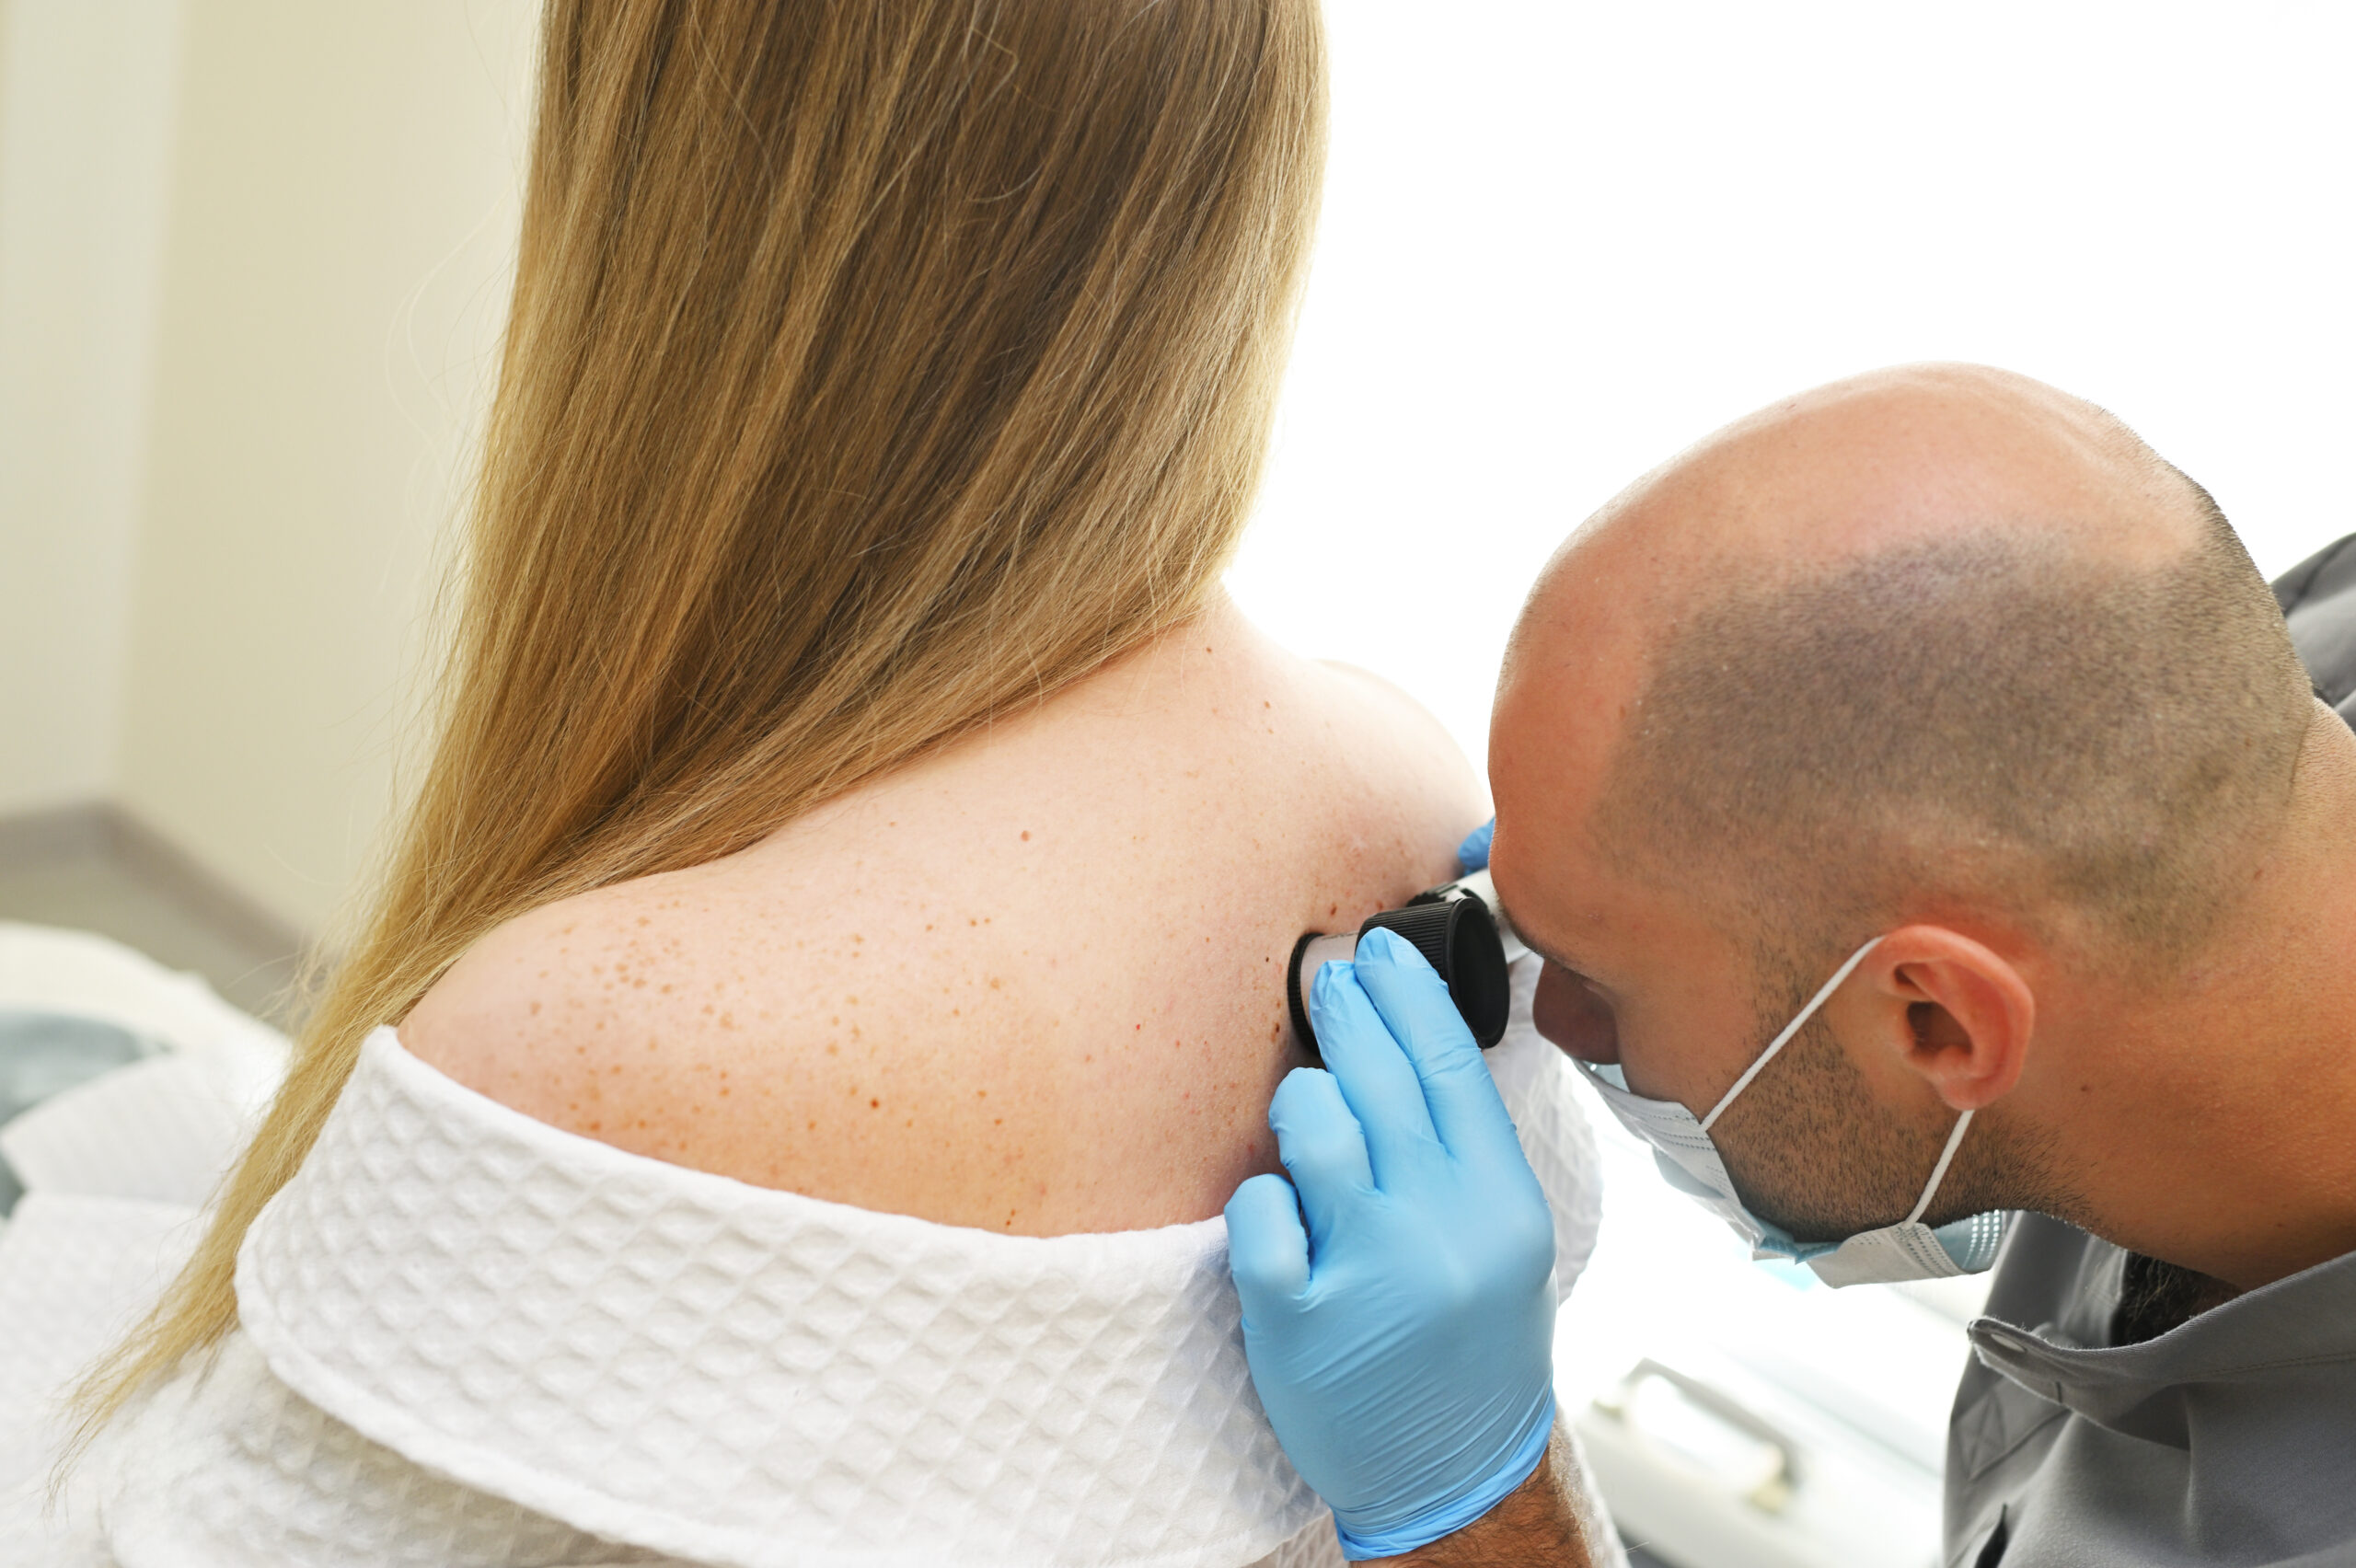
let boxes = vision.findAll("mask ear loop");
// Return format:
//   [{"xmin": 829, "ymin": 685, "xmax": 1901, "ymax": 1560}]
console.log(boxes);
[
  {"xmin": 1904, "ymin": 1108, "xmax": 1976, "ymax": 1223},
  {"xmin": 1698, "ymin": 936, "xmax": 1884, "ymax": 1134}
]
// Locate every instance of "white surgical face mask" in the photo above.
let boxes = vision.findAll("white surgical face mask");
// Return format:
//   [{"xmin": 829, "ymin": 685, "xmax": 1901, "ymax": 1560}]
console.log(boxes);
[{"xmin": 1573, "ymin": 937, "xmax": 2004, "ymax": 1287}]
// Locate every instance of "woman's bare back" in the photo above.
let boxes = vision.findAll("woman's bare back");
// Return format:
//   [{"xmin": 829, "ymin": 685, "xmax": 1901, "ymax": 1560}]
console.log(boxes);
[{"xmin": 401, "ymin": 597, "xmax": 1482, "ymax": 1235}]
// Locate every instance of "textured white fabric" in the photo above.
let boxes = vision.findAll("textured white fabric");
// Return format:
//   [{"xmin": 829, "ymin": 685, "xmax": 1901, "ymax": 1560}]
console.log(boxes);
[
  {"xmin": 3, "ymin": 1055, "xmax": 253, "ymax": 1206},
  {"xmin": 0, "ymin": 924, "xmax": 296, "ymax": 1566},
  {"xmin": 0, "ymin": 1193, "xmax": 204, "ymax": 1563},
  {"xmin": 86, "ymin": 959, "xmax": 1599, "ymax": 1568}
]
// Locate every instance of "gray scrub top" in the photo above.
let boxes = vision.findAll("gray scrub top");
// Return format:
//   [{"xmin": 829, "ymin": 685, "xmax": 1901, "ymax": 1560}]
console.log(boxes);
[
  {"xmin": 1945, "ymin": 1214, "xmax": 2356, "ymax": 1566},
  {"xmin": 1941, "ymin": 536, "xmax": 2356, "ymax": 1566}
]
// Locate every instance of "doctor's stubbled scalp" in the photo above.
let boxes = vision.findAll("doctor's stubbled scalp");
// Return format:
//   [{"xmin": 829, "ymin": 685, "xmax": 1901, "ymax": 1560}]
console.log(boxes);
[{"xmin": 1595, "ymin": 480, "xmax": 2316, "ymax": 973}]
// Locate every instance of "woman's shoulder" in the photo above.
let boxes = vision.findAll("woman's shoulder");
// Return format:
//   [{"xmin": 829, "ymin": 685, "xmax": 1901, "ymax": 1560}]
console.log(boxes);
[{"xmin": 403, "ymin": 605, "xmax": 1485, "ymax": 1233}]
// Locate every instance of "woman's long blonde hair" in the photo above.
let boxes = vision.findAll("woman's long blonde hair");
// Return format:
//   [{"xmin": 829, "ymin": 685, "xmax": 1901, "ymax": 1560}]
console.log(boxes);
[{"xmin": 78, "ymin": 0, "xmax": 1324, "ymax": 1437}]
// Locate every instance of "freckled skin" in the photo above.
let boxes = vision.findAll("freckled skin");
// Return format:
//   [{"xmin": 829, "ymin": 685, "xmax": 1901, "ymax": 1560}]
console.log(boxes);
[{"xmin": 401, "ymin": 596, "xmax": 1483, "ymax": 1236}]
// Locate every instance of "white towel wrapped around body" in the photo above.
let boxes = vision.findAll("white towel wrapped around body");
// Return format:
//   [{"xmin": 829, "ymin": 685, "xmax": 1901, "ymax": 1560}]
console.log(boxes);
[{"xmin": 49, "ymin": 956, "xmax": 1600, "ymax": 1568}]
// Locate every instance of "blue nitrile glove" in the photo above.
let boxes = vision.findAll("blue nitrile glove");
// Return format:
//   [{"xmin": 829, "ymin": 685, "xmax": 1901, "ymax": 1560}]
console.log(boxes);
[
  {"xmin": 1224, "ymin": 927, "xmax": 1557, "ymax": 1560},
  {"xmin": 1457, "ymin": 817, "xmax": 1494, "ymax": 875}
]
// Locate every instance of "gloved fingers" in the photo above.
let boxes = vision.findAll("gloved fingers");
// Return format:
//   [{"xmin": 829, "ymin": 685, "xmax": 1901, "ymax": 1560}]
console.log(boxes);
[
  {"xmin": 1308, "ymin": 960, "xmax": 1443, "ymax": 1184},
  {"xmin": 1351, "ymin": 928, "xmax": 1523, "ymax": 1161},
  {"xmin": 1267, "ymin": 1066, "xmax": 1376, "ymax": 1245},
  {"xmin": 1225, "ymin": 1172, "xmax": 1312, "ymax": 1309},
  {"xmin": 1456, "ymin": 817, "xmax": 1495, "ymax": 874}
]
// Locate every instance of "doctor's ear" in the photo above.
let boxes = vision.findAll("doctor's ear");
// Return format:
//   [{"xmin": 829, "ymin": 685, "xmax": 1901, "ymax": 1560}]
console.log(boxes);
[{"xmin": 1857, "ymin": 927, "xmax": 2035, "ymax": 1112}]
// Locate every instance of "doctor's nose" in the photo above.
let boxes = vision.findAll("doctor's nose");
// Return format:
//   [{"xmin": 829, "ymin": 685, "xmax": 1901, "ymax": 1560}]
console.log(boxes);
[{"xmin": 1532, "ymin": 961, "xmax": 1620, "ymax": 1064}]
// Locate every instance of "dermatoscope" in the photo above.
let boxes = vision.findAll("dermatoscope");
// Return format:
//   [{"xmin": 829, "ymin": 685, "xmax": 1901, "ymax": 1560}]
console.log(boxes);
[{"xmin": 1287, "ymin": 869, "xmax": 1525, "ymax": 1059}]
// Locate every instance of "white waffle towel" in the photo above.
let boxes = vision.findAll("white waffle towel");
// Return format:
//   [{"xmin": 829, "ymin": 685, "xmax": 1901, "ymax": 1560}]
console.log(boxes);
[{"xmin": 86, "ymin": 960, "xmax": 1600, "ymax": 1568}]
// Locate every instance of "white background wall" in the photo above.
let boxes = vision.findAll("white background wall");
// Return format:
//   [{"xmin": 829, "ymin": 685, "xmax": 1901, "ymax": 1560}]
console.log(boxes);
[
  {"xmin": 0, "ymin": 0, "xmax": 183, "ymax": 814},
  {"xmin": 1231, "ymin": 0, "xmax": 2356, "ymax": 770},
  {"xmin": 0, "ymin": 0, "xmax": 536, "ymax": 929},
  {"xmin": 3, "ymin": 1, "xmax": 2352, "ymax": 931},
  {"xmin": 110, "ymin": 0, "xmax": 536, "ymax": 930}
]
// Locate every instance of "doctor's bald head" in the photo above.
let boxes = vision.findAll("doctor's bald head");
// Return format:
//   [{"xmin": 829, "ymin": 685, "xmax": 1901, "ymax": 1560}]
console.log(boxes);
[{"xmin": 1493, "ymin": 364, "xmax": 2316, "ymax": 981}]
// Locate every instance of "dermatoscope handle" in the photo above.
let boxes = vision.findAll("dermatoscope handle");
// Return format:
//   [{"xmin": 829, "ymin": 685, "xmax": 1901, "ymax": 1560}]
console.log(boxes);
[{"xmin": 1288, "ymin": 870, "xmax": 1519, "ymax": 1059}]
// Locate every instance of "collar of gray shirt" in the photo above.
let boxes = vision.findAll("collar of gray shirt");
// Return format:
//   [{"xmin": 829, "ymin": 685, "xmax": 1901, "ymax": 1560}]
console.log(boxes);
[{"xmin": 1946, "ymin": 1213, "xmax": 2356, "ymax": 1567}]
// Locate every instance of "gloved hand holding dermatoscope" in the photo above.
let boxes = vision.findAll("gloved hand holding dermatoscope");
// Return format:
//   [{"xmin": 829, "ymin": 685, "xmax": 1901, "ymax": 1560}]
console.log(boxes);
[
  {"xmin": 1240, "ymin": 821, "xmax": 1559, "ymax": 1558},
  {"xmin": 1231, "ymin": 923, "xmax": 1562, "ymax": 1560},
  {"xmin": 1286, "ymin": 824, "xmax": 1521, "ymax": 1058}
]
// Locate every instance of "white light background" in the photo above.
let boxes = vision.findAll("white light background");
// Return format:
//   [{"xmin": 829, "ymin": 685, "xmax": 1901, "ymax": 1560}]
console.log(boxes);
[{"xmin": 1230, "ymin": 1, "xmax": 2356, "ymax": 771}]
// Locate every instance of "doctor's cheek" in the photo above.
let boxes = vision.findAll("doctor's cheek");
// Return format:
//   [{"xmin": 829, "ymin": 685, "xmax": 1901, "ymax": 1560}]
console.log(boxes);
[{"xmin": 1532, "ymin": 960, "xmax": 1621, "ymax": 1064}]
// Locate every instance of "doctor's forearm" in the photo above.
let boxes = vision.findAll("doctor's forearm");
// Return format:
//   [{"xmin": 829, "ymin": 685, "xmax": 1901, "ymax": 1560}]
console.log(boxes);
[{"xmin": 1371, "ymin": 1432, "xmax": 1610, "ymax": 1568}]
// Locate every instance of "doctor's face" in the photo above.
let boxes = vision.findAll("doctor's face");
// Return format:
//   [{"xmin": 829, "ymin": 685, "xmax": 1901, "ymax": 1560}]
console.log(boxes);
[
  {"xmin": 1483, "ymin": 683, "xmax": 1757, "ymax": 1109},
  {"xmin": 1485, "ymin": 631, "xmax": 1934, "ymax": 1244}
]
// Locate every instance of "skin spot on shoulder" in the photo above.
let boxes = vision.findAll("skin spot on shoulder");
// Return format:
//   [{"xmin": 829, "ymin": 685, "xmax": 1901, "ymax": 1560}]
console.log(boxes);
[{"xmin": 528, "ymin": 1001, "xmax": 541, "ymax": 1016}]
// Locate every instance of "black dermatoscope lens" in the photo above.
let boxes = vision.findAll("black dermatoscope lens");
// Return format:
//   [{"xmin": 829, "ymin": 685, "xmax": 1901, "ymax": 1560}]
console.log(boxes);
[{"xmin": 1287, "ymin": 870, "xmax": 1520, "ymax": 1059}]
